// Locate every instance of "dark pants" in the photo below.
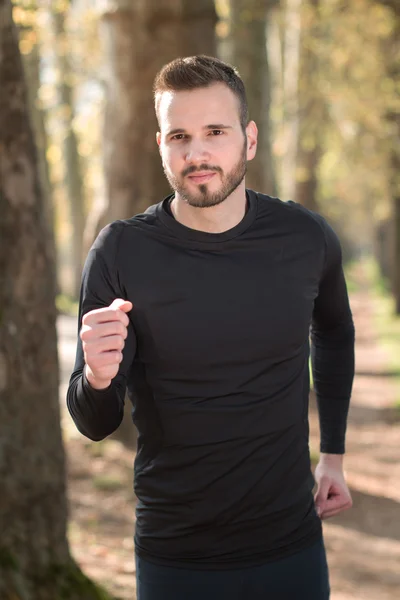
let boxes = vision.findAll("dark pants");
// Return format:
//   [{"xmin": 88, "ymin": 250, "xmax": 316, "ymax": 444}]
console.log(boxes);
[{"xmin": 135, "ymin": 538, "xmax": 330, "ymax": 600}]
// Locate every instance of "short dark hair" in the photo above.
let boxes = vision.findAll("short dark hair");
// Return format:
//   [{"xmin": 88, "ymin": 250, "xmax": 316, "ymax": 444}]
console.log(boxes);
[{"xmin": 153, "ymin": 55, "xmax": 249, "ymax": 132}]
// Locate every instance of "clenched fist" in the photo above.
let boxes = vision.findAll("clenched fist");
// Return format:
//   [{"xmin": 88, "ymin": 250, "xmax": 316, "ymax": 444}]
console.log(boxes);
[{"xmin": 80, "ymin": 298, "xmax": 132, "ymax": 390}]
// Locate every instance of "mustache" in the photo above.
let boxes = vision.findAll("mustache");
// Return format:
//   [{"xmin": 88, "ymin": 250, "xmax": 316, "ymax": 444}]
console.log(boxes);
[{"xmin": 182, "ymin": 164, "xmax": 223, "ymax": 177}]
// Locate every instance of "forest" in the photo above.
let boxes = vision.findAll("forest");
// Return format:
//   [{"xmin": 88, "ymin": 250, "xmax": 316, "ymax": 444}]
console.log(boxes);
[{"xmin": 1, "ymin": 0, "xmax": 399, "ymax": 598}]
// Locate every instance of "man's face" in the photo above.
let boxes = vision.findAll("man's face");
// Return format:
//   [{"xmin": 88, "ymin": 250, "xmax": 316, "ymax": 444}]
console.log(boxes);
[{"xmin": 157, "ymin": 83, "xmax": 257, "ymax": 208}]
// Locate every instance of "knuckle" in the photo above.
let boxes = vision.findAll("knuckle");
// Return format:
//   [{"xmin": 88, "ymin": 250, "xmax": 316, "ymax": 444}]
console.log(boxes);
[
  {"xmin": 119, "ymin": 312, "xmax": 129, "ymax": 326},
  {"xmin": 89, "ymin": 356, "xmax": 101, "ymax": 369},
  {"xmin": 82, "ymin": 310, "xmax": 96, "ymax": 325},
  {"xmin": 111, "ymin": 323, "xmax": 118, "ymax": 335},
  {"xmin": 80, "ymin": 326, "xmax": 90, "ymax": 341},
  {"xmin": 83, "ymin": 346, "xmax": 92, "ymax": 361}
]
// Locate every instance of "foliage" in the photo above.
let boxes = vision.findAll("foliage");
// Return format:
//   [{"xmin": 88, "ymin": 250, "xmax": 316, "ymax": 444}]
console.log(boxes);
[
  {"xmin": 316, "ymin": 0, "xmax": 397, "ymax": 250},
  {"xmin": 39, "ymin": 560, "xmax": 118, "ymax": 600},
  {"xmin": 0, "ymin": 547, "xmax": 19, "ymax": 571},
  {"xmin": 215, "ymin": 0, "xmax": 399, "ymax": 257},
  {"xmin": 13, "ymin": 0, "xmax": 400, "ymax": 280},
  {"xmin": 0, "ymin": 549, "xmax": 120, "ymax": 599},
  {"xmin": 56, "ymin": 293, "xmax": 79, "ymax": 316},
  {"xmin": 0, "ymin": 550, "xmax": 118, "ymax": 600}
]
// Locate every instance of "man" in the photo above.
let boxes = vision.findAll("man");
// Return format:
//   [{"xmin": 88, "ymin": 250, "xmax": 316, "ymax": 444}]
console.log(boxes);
[{"xmin": 67, "ymin": 55, "xmax": 355, "ymax": 600}]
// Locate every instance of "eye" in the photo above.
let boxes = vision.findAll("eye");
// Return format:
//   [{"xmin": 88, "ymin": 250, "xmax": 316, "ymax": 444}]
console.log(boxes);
[
  {"xmin": 209, "ymin": 130, "xmax": 224, "ymax": 136},
  {"xmin": 171, "ymin": 134, "xmax": 186, "ymax": 141}
]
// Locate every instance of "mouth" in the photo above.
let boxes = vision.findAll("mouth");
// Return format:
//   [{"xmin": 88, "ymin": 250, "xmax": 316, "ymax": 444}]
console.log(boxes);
[{"xmin": 187, "ymin": 172, "xmax": 216, "ymax": 184}]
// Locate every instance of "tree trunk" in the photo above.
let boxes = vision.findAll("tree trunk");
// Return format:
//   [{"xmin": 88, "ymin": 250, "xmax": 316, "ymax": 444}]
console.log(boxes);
[
  {"xmin": 294, "ymin": 0, "xmax": 322, "ymax": 211},
  {"xmin": 91, "ymin": 0, "xmax": 217, "ymax": 228},
  {"xmin": 394, "ymin": 193, "xmax": 400, "ymax": 313},
  {"xmin": 390, "ymin": 18, "xmax": 400, "ymax": 313},
  {"xmin": 228, "ymin": 0, "xmax": 277, "ymax": 195},
  {"xmin": 281, "ymin": 0, "xmax": 302, "ymax": 201},
  {"xmin": 0, "ymin": 2, "xmax": 113, "ymax": 597},
  {"xmin": 375, "ymin": 218, "xmax": 394, "ymax": 284},
  {"xmin": 378, "ymin": 2, "xmax": 400, "ymax": 312},
  {"xmin": 20, "ymin": 5, "xmax": 59, "ymax": 293},
  {"xmin": 50, "ymin": 4, "xmax": 86, "ymax": 300}
]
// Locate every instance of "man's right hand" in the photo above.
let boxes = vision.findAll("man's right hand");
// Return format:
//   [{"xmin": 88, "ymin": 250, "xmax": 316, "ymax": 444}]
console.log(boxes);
[{"xmin": 80, "ymin": 298, "xmax": 133, "ymax": 390}]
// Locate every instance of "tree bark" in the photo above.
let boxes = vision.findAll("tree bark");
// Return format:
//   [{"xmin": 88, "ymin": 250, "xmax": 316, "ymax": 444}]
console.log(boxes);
[
  {"xmin": 376, "ymin": 1, "xmax": 400, "ymax": 311},
  {"xmin": 91, "ymin": 0, "xmax": 217, "ymax": 228},
  {"xmin": 281, "ymin": 0, "xmax": 302, "ymax": 201},
  {"xmin": 20, "ymin": 3, "xmax": 59, "ymax": 293},
  {"xmin": 228, "ymin": 0, "xmax": 277, "ymax": 195},
  {"xmin": 389, "ymin": 19, "xmax": 400, "ymax": 313},
  {"xmin": 0, "ymin": 2, "xmax": 113, "ymax": 597},
  {"xmin": 50, "ymin": 3, "xmax": 86, "ymax": 300},
  {"xmin": 374, "ymin": 218, "xmax": 394, "ymax": 284},
  {"xmin": 394, "ymin": 193, "xmax": 400, "ymax": 313},
  {"xmin": 294, "ymin": 0, "xmax": 323, "ymax": 211}
]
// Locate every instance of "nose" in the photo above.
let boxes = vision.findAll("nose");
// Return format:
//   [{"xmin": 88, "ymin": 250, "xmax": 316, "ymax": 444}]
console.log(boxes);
[{"xmin": 184, "ymin": 139, "xmax": 210, "ymax": 164}]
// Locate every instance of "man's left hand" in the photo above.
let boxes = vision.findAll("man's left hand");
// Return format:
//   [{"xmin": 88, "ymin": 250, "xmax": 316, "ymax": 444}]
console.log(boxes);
[{"xmin": 314, "ymin": 453, "xmax": 353, "ymax": 520}]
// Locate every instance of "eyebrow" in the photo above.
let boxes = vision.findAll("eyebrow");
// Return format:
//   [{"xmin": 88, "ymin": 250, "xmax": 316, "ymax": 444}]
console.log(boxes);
[
  {"xmin": 166, "ymin": 124, "xmax": 233, "ymax": 137},
  {"xmin": 205, "ymin": 124, "xmax": 232, "ymax": 130}
]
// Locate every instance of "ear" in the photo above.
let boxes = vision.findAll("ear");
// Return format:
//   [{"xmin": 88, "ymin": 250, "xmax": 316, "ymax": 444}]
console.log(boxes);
[
  {"xmin": 245, "ymin": 121, "xmax": 258, "ymax": 161},
  {"xmin": 156, "ymin": 132, "xmax": 163, "ymax": 157}
]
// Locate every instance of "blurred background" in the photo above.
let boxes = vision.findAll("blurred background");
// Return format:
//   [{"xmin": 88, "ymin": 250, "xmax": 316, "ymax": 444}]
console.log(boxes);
[
  {"xmin": 1, "ymin": 0, "xmax": 400, "ymax": 599},
  {"xmin": 12, "ymin": 0, "xmax": 400, "ymax": 303}
]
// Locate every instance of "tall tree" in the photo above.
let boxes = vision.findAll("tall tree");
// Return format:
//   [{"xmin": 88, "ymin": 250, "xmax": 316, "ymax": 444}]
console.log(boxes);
[
  {"xmin": 50, "ymin": 2, "xmax": 86, "ymax": 299},
  {"xmin": 368, "ymin": 0, "xmax": 400, "ymax": 309},
  {"xmin": 14, "ymin": 0, "xmax": 58, "ymax": 287},
  {"xmin": 380, "ymin": 1, "xmax": 400, "ymax": 311},
  {"xmin": 228, "ymin": 0, "xmax": 277, "ymax": 195},
  {"xmin": 86, "ymin": 0, "xmax": 217, "ymax": 235},
  {"xmin": 0, "ymin": 2, "xmax": 112, "ymax": 597},
  {"xmin": 294, "ymin": 0, "xmax": 323, "ymax": 211},
  {"xmin": 281, "ymin": 0, "xmax": 302, "ymax": 201}
]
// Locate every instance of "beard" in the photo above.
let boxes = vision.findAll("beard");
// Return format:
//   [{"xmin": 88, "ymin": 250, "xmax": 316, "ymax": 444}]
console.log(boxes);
[{"xmin": 163, "ymin": 140, "xmax": 247, "ymax": 208}]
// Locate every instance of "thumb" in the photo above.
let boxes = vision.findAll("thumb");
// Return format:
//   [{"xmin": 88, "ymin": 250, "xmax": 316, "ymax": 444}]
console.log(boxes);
[
  {"xmin": 314, "ymin": 478, "xmax": 331, "ymax": 517},
  {"xmin": 109, "ymin": 298, "xmax": 133, "ymax": 313}
]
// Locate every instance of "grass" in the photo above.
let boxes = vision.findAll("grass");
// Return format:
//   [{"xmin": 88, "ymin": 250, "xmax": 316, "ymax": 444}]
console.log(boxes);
[
  {"xmin": 88, "ymin": 440, "xmax": 107, "ymax": 458},
  {"xmin": 57, "ymin": 294, "xmax": 79, "ymax": 316},
  {"xmin": 310, "ymin": 449, "xmax": 320, "ymax": 467},
  {"xmin": 92, "ymin": 475, "xmax": 125, "ymax": 492}
]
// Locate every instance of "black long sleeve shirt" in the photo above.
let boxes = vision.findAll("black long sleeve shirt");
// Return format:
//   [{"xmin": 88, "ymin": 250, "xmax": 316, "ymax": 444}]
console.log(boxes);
[{"xmin": 67, "ymin": 190, "xmax": 355, "ymax": 568}]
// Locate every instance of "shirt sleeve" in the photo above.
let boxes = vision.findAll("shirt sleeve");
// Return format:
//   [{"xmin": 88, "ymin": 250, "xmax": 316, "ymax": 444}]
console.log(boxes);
[
  {"xmin": 310, "ymin": 217, "xmax": 355, "ymax": 454},
  {"xmin": 66, "ymin": 222, "xmax": 137, "ymax": 441}
]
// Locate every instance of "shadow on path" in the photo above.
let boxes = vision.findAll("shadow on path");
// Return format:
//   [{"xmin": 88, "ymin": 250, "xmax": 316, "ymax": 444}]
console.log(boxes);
[
  {"xmin": 356, "ymin": 370, "xmax": 400, "ymax": 378},
  {"xmin": 329, "ymin": 488, "xmax": 400, "ymax": 542}
]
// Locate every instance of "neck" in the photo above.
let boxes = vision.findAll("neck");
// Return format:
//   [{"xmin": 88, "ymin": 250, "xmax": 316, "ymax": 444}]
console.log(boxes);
[{"xmin": 170, "ymin": 182, "xmax": 247, "ymax": 233}]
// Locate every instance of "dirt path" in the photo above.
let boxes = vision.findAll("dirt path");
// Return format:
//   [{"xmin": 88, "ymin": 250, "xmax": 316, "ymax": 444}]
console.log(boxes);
[
  {"xmin": 60, "ymin": 277, "xmax": 400, "ymax": 600},
  {"xmin": 308, "ymin": 276, "xmax": 400, "ymax": 600}
]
